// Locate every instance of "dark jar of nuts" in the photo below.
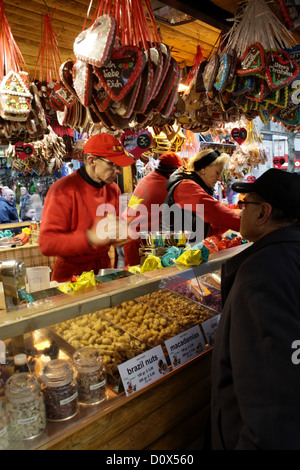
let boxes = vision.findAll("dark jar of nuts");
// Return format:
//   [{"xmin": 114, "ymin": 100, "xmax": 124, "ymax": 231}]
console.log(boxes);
[
  {"xmin": 41, "ymin": 359, "xmax": 78, "ymax": 421},
  {"xmin": 73, "ymin": 347, "xmax": 107, "ymax": 405}
]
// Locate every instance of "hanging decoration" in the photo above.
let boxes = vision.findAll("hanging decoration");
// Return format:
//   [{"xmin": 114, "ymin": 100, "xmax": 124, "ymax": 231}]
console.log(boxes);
[
  {"xmin": 179, "ymin": 0, "xmax": 300, "ymax": 133},
  {"xmin": 227, "ymin": 120, "xmax": 267, "ymax": 178},
  {"xmin": 0, "ymin": 0, "xmax": 46, "ymax": 145},
  {"xmin": 33, "ymin": 10, "xmax": 85, "ymax": 128},
  {"xmin": 6, "ymin": 127, "xmax": 66, "ymax": 175},
  {"xmin": 60, "ymin": 0, "xmax": 183, "ymax": 134}
]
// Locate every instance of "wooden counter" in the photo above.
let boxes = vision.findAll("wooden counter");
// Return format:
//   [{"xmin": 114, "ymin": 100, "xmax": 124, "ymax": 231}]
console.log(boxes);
[{"xmin": 38, "ymin": 352, "xmax": 212, "ymax": 451}]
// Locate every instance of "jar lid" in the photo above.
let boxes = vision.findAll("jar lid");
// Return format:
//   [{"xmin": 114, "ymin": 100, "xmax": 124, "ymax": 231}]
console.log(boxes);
[
  {"xmin": 5, "ymin": 372, "xmax": 40, "ymax": 403},
  {"xmin": 73, "ymin": 347, "xmax": 103, "ymax": 373},
  {"xmin": 14, "ymin": 354, "xmax": 27, "ymax": 366},
  {"xmin": 41, "ymin": 359, "xmax": 74, "ymax": 387}
]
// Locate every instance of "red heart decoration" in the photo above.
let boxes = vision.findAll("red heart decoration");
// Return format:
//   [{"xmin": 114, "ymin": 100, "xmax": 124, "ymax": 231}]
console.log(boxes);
[
  {"xmin": 231, "ymin": 128, "xmax": 247, "ymax": 145},
  {"xmin": 95, "ymin": 45, "xmax": 145, "ymax": 102},
  {"xmin": 15, "ymin": 142, "xmax": 34, "ymax": 160},
  {"xmin": 120, "ymin": 130, "xmax": 152, "ymax": 159}
]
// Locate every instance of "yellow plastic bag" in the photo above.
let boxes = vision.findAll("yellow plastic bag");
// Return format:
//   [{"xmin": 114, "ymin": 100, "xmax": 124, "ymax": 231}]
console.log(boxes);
[
  {"xmin": 58, "ymin": 270, "xmax": 97, "ymax": 294},
  {"xmin": 140, "ymin": 255, "xmax": 162, "ymax": 273},
  {"xmin": 174, "ymin": 250, "xmax": 203, "ymax": 266}
]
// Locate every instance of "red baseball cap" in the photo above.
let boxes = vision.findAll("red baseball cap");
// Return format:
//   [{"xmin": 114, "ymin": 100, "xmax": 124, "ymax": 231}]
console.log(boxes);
[
  {"xmin": 84, "ymin": 133, "xmax": 135, "ymax": 167},
  {"xmin": 159, "ymin": 151, "xmax": 183, "ymax": 168}
]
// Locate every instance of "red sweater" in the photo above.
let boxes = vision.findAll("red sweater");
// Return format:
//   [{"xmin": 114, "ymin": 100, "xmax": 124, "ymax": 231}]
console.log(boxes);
[
  {"xmin": 123, "ymin": 170, "xmax": 169, "ymax": 266},
  {"xmin": 39, "ymin": 170, "xmax": 121, "ymax": 282}
]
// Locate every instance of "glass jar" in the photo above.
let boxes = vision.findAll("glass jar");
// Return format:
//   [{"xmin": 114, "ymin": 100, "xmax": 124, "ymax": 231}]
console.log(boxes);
[
  {"xmin": 73, "ymin": 347, "xmax": 107, "ymax": 405},
  {"xmin": 5, "ymin": 373, "xmax": 46, "ymax": 440},
  {"xmin": 0, "ymin": 399, "xmax": 8, "ymax": 449},
  {"xmin": 41, "ymin": 359, "xmax": 78, "ymax": 421}
]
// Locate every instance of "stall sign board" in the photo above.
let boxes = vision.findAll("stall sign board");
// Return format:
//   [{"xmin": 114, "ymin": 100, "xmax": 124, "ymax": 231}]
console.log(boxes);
[
  {"xmin": 164, "ymin": 325, "xmax": 206, "ymax": 369},
  {"xmin": 201, "ymin": 314, "xmax": 221, "ymax": 348},
  {"xmin": 118, "ymin": 345, "xmax": 169, "ymax": 396}
]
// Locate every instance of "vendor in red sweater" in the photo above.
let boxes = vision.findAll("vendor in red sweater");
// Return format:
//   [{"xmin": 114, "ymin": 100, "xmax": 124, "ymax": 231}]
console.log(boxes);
[
  {"xmin": 39, "ymin": 133, "xmax": 135, "ymax": 282},
  {"xmin": 124, "ymin": 151, "xmax": 183, "ymax": 266},
  {"xmin": 162, "ymin": 149, "xmax": 241, "ymax": 243}
]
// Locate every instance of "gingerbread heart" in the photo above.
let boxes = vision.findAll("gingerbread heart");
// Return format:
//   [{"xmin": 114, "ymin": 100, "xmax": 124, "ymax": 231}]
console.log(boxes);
[
  {"xmin": 231, "ymin": 128, "xmax": 247, "ymax": 145},
  {"xmin": 245, "ymin": 77, "xmax": 268, "ymax": 102},
  {"xmin": 236, "ymin": 42, "xmax": 266, "ymax": 76},
  {"xmin": 120, "ymin": 129, "xmax": 152, "ymax": 158},
  {"xmin": 14, "ymin": 142, "xmax": 34, "ymax": 160},
  {"xmin": 73, "ymin": 60, "xmax": 94, "ymax": 107},
  {"xmin": 73, "ymin": 15, "xmax": 117, "ymax": 67},
  {"xmin": 95, "ymin": 45, "xmax": 144, "ymax": 102},
  {"xmin": 203, "ymin": 53, "xmax": 219, "ymax": 92},
  {"xmin": 214, "ymin": 53, "xmax": 231, "ymax": 92},
  {"xmin": 265, "ymin": 50, "xmax": 300, "ymax": 90},
  {"xmin": 273, "ymin": 96, "xmax": 300, "ymax": 126},
  {"xmin": 59, "ymin": 60, "xmax": 78, "ymax": 99}
]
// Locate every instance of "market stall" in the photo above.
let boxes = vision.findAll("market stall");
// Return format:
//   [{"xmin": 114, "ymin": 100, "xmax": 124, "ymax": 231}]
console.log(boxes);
[
  {"xmin": 0, "ymin": 245, "xmax": 246, "ymax": 450},
  {"xmin": 0, "ymin": 0, "xmax": 300, "ymax": 452}
]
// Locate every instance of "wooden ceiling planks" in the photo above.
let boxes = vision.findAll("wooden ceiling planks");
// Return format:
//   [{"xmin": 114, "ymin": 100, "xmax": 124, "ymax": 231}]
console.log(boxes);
[
  {"xmin": 2, "ymin": 0, "xmax": 300, "ymax": 78},
  {"xmin": 2, "ymin": 0, "xmax": 223, "ymax": 76}
]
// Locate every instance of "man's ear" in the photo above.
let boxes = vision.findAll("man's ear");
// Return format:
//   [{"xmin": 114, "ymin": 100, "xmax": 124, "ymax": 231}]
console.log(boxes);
[
  {"xmin": 86, "ymin": 154, "xmax": 96, "ymax": 166},
  {"xmin": 257, "ymin": 202, "xmax": 272, "ymax": 225}
]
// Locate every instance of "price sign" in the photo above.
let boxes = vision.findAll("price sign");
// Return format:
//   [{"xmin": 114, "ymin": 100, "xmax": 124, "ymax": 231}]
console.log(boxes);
[
  {"xmin": 14, "ymin": 142, "xmax": 34, "ymax": 161},
  {"xmin": 118, "ymin": 345, "xmax": 168, "ymax": 396},
  {"xmin": 201, "ymin": 314, "xmax": 221, "ymax": 348},
  {"xmin": 120, "ymin": 129, "xmax": 152, "ymax": 159},
  {"xmin": 164, "ymin": 325, "xmax": 206, "ymax": 369}
]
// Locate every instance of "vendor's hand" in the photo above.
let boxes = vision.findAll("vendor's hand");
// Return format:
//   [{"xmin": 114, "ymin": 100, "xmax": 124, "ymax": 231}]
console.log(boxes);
[{"xmin": 86, "ymin": 216, "xmax": 134, "ymax": 248}]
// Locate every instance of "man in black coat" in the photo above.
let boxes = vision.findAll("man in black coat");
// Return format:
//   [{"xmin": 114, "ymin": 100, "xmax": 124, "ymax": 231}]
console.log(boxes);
[{"xmin": 211, "ymin": 169, "xmax": 300, "ymax": 450}]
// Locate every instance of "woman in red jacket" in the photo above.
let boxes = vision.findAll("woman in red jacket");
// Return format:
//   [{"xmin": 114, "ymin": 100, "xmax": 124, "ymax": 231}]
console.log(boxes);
[
  {"xmin": 123, "ymin": 152, "xmax": 183, "ymax": 266},
  {"xmin": 162, "ymin": 149, "xmax": 240, "ymax": 244}
]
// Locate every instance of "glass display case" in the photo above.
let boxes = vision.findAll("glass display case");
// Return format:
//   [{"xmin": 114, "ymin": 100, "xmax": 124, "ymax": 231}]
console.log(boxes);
[{"xmin": 0, "ymin": 244, "xmax": 248, "ymax": 450}]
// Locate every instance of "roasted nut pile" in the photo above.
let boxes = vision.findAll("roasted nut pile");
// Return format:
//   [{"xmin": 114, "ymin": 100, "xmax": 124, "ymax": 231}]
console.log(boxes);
[
  {"xmin": 136, "ymin": 290, "xmax": 216, "ymax": 327},
  {"xmin": 52, "ymin": 314, "xmax": 147, "ymax": 378},
  {"xmin": 99, "ymin": 300, "xmax": 184, "ymax": 346}
]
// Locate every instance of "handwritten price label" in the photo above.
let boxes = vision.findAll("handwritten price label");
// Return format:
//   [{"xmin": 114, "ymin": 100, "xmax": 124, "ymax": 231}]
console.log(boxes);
[{"xmin": 120, "ymin": 129, "xmax": 152, "ymax": 159}]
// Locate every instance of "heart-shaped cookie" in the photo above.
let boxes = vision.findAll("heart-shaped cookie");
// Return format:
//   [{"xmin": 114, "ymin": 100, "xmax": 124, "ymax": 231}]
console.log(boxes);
[
  {"xmin": 245, "ymin": 77, "xmax": 268, "ymax": 102},
  {"xmin": 231, "ymin": 127, "xmax": 247, "ymax": 145},
  {"xmin": 95, "ymin": 45, "xmax": 144, "ymax": 102},
  {"xmin": 203, "ymin": 53, "xmax": 219, "ymax": 92},
  {"xmin": 14, "ymin": 142, "xmax": 34, "ymax": 160},
  {"xmin": 73, "ymin": 60, "xmax": 94, "ymax": 107},
  {"xmin": 236, "ymin": 42, "xmax": 266, "ymax": 76},
  {"xmin": 273, "ymin": 95, "xmax": 300, "ymax": 126},
  {"xmin": 214, "ymin": 53, "xmax": 231, "ymax": 92},
  {"xmin": 265, "ymin": 50, "xmax": 300, "ymax": 90},
  {"xmin": 120, "ymin": 129, "xmax": 152, "ymax": 158},
  {"xmin": 59, "ymin": 60, "xmax": 78, "ymax": 99},
  {"xmin": 74, "ymin": 15, "xmax": 117, "ymax": 67}
]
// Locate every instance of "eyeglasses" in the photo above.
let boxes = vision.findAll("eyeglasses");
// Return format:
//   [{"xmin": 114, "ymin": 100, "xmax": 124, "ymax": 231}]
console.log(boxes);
[
  {"xmin": 96, "ymin": 156, "xmax": 121, "ymax": 170},
  {"xmin": 238, "ymin": 201, "xmax": 262, "ymax": 210}
]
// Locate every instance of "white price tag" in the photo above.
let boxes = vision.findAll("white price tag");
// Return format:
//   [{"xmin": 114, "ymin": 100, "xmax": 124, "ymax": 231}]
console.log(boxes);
[
  {"xmin": 118, "ymin": 345, "xmax": 168, "ymax": 396},
  {"xmin": 164, "ymin": 325, "xmax": 206, "ymax": 369},
  {"xmin": 0, "ymin": 341, "xmax": 5, "ymax": 365}
]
